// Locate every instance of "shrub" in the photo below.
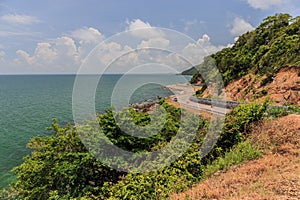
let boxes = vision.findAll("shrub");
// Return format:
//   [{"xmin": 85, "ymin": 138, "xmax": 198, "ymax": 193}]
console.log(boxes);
[
  {"xmin": 203, "ymin": 140, "xmax": 263, "ymax": 178},
  {"xmin": 261, "ymin": 89, "xmax": 268, "ymax": 95},
  {"xmin": 203, "ymin": 102, "xmax": 268, "ymax": 163},
  {"xmin": 288, "ymin": 105, "xmax": 300, "ymax": 114},
  {"xmin": 266, "ymin": 107, "xmax": 288, "ymax": 118}
]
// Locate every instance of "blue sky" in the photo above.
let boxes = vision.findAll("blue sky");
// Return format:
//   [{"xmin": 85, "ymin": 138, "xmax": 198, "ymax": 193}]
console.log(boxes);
[{"xmin": 0, "ymin": 0, "xmax": 299, "ymax": 74}]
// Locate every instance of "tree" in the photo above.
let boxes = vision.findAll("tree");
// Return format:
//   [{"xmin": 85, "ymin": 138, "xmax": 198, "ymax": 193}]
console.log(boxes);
[
  {"xmin": 9, "ymin": 119, "xmax": 124, "ymax": 199},
  {"xmin": 190, "ymin": 13, "xmax": 300, "ymax": 87}
]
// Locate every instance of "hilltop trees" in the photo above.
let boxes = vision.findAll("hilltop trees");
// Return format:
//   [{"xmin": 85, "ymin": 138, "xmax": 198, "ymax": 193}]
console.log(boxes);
[{"xmin": 191, "ymin": 14, "xmax": 300, "ymax": 86}]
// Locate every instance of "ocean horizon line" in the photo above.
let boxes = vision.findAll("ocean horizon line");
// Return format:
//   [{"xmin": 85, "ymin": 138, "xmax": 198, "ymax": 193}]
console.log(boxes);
[{"xmin": 0, "ymin": 73, "xmax": 184, "ymax": 76}]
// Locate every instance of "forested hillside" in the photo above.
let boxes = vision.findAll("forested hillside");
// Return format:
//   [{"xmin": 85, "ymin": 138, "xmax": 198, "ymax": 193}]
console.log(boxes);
[{"xmin": 190, "ymin": 14, "xmax": 300, "ymax": 86}]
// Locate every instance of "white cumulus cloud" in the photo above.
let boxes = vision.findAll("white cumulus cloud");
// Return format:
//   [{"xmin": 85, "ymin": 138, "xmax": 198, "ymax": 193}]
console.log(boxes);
[
  {"xmin": 14, "ymin": 27, "xmax": 108, "ymax": 73},
  {"xmin": 182, "ymin": 34, "xmax": 227, "ymax": 65},
  {"xmin": 138, "ymin": 38, "xmax": 170, "ymax": 49},
  {"xmin": 126, "ymin": 19, "xmax": 164, "ymax": 39},
  {"xmin": 71, "ymin": 27, "xmax": 104, "ymax": 45},
  {"xmin": 16, "ymin": 37, "xmax": 80, "ymax": 72},
  {"xmin": 230, "ymin": 17, "xmax": 254, "ymax": 36},
  {"xmin": 9, "ymin": 20, "xmax": 229, "ymax": 74},
  {"xmin": 0, "ymin": 14, "xmax": 40, "ymax": 25},
  {"xmin": 245, "ymin": 0, "xmax": 283, "ymax": 10},
  {"xmin": 127, "ymin": 19, "xmax": 152, "ymax": 30},
  {"xmin": 196, "ymin": 34, "xmax": 210, "ymax": 45},
  {"xmin": 71, "ymin": 27, "xmax": 105, "ymax": 58}
]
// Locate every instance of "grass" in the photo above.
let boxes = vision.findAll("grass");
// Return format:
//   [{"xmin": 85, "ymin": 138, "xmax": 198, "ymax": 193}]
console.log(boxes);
[
  {"xmin": 170, "ymin": 114, "xmax": 300, "ymax": 200},
  {"xmin": 288, "ymin": 105, "xmax": 300, "ymax": 114},
  {"xmin": 202, "ymin": 140, "xmax": 263, "ymax": 178},
  {"xmin": 266, "ymin": 107, "xmax": 288, "ymax": 118},
  {"xmin": 169, "ymin": 140, "xmax": 263, "ymax": 199}
]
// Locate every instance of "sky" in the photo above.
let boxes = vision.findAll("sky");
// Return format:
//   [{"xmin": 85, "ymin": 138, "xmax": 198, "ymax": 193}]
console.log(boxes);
[{"xmin": 0, "ymin": 0, "xmax": 299, "ymax": 74}]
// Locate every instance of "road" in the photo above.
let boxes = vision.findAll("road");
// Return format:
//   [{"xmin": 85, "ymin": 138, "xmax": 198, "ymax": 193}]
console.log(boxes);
[{"xmin": 166, "ymin": 84, "xmax": 230, "ymax": 116}]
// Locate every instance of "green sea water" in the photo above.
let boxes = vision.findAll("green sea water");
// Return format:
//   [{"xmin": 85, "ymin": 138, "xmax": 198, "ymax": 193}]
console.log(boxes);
[{"xmin": 0, "ymin": 74, "xmax": 189, "ymax": 189}]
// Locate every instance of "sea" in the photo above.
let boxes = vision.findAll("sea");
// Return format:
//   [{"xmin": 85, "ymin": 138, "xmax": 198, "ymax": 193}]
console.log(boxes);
[{"xmin": 0, "ymin": 74, "xmax": 190, "ymax": 189}]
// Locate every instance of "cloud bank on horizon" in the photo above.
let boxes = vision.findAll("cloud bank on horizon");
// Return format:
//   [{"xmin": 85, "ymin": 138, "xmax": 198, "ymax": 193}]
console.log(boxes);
[
  {"xmin": 0, "ymin": 0, "xmax": 299, "ymax": 74},
  {"xmin": 0, "ymin": 17, "xmax": 231, "ymax": 74}
]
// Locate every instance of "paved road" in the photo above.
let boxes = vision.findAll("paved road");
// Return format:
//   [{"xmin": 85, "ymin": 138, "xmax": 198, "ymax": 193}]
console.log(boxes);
[{"xmin": 166, "ymin": 84, "xmax": 230, "ymax": 116}]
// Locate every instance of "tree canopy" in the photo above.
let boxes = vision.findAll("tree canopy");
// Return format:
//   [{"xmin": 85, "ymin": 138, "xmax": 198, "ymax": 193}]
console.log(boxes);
[
  {"xmin": 1, "ymin": 100, "xmax": 268, "ymax": 199},
  {"xmin": 190, "ymin": 13, "xmax": 300, "ymax": 86}
]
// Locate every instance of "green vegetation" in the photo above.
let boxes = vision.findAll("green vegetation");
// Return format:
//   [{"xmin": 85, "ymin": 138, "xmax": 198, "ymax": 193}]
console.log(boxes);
[
  {"xmin": 190, "ymin": 14, "xmax": 300, "ymax": 86},
  {"xmin": 1, "ymin": 101, "xmax": 269, "ymax": 200},
  {"xmin": 195, "ymin": 84, "xmax": 207, "ymax": 96},
  {"xmin": 202, "ymin": 140, "xmax": 263, "ymax": 178},
  {"xmin": 261, "ymin": 89, "xmax": 268, "ymax": 95},
  {"xmin": 4, "ymin": 13, "xmax": 296, "ymax": 199},
  {"xmin": 288, "ymin": 105, "xmax": 300, "ymax": 114},
  {"xmin": 265, "ymin": 105, "xmax": 300, "ymax": 118},
  {"xmin": 266, "ymin": 107, "xmax": 288, "ymax": 118},
  {"xmin": 181, "ymin": 66, "xmax": 198, "ymax": 75},
  {"xmin": 190, "ymin": 71, "xmax": 200, "ymax": 84}
]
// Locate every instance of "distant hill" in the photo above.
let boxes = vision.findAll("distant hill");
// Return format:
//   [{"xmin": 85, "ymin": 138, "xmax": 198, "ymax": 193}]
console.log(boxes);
[
  {"xmin": 190, "ymin": 13, "xmax": 300, "ymax": 86},
  {"xmin": 181, "ymin": 66, "xmax": 198, "ymax": 75}
]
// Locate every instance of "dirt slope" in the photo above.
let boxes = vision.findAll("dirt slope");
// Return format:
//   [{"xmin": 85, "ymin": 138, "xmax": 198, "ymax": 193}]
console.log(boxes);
[
  {"xmin": 201, "ymin": 66, "xmax": 300, "ymax": 106},
  {"xmin": 171, "ymin": 114, "xmax": 300, "ymax": 200}
]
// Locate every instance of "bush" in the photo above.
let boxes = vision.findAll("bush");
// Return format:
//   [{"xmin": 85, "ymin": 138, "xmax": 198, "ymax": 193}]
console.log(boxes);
[
  {"xmin": 288, "ymin": 105, "xmax": 300, "ymax": 114},
  {"xmin": 9, "ymin": 119, "xmax": 125, "ymax": 200},
  {"xmin": 217, "ymin": 102, "xmax": 268, "ymax": 150},
  {"xmin": 203, "ymin": 140, "xmax": 263, "ymax": 178},
  {"xmin": 266, "ymin": 107, "xmax": 288, "ymax": 118},
  {"xmin": 201, "ymin": 102, "xmax": 267, "ymax": 165},
  {"xmin": 261, "ymin": 89, "xmax": 268, "ymax": 95}
]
